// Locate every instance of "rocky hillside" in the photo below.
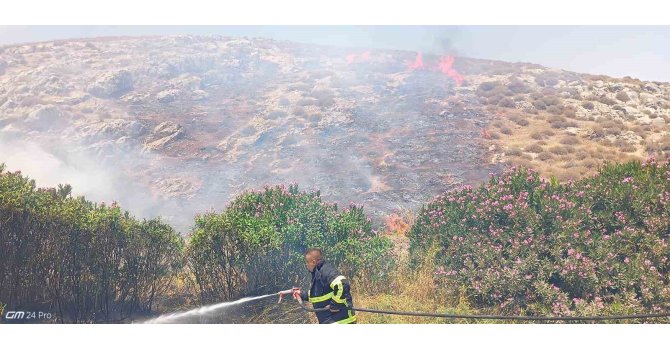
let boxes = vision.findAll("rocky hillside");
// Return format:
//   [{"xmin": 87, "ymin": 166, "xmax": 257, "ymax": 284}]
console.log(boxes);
[{"xmin": 1, "ymin": 35, "xmax": 669, "ymax": 231}]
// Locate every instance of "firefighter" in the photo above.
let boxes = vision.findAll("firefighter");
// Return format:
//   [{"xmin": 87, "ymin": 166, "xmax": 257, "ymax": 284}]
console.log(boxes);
[{"xmin": 290, "ymin": 248, "xmax": 357, "ymax": 324}]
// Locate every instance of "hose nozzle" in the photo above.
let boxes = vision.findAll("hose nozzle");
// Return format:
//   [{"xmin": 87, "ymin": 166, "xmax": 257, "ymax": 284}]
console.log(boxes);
[{"xmin": 277, "ymin": 289, "xmax": 293, "ymax": 303}]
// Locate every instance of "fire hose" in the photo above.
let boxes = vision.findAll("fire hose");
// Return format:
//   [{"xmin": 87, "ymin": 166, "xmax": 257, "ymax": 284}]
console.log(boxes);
[{"xmin": 275, "ymin": 289, "xmax": 670, "ymax": 322}]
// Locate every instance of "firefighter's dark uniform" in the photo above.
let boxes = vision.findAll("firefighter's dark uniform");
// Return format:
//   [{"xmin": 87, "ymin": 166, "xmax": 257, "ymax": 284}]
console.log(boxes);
[{"xmin": 300, "ymin": 260, "xmax": 356, "ymax": 324}]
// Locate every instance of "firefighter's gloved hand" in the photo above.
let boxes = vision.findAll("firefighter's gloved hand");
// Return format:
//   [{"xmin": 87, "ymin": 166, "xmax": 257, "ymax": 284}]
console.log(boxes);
[{"xmin": 278, "ymin": 289, "xmax": 292, "ymax": 303}]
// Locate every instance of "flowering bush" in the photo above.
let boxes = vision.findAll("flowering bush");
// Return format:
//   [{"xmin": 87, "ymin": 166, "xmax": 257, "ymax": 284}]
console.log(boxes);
[
  {"xmin": 186, "ymin": 183, "xmax": 394, "ymax": 303},
  {"xmin": 410, "ymin": 157, "xmax": 670, "ymax": 316}
]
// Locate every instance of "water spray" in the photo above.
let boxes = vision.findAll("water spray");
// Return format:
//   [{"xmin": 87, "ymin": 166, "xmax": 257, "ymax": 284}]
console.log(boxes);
[
  {"xmin": 143, "ymin": 289, "xmax": 293, "ymax": 324},
  {"xmin": 143, "ymin": 287, "xmax": 670, "ymax": 323}
]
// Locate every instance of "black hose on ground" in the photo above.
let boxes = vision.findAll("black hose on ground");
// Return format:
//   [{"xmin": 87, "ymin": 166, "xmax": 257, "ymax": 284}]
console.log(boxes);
[{"xmin": 293, "ymin": 299, "xmax": 670, "ymax": 322}]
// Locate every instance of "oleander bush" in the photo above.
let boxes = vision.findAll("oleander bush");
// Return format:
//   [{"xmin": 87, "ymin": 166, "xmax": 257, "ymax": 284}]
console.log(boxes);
[
  {"xmin": 186, "ymin": 184, "xmax": 394, "ymax": 303},
  {"xmin": 409, "ymin": 158, "xmax": 670, "ymax": 317}
]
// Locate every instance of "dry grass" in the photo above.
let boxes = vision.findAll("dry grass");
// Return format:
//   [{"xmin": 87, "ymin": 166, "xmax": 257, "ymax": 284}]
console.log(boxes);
[
  {"xmin": 645, "ymin": 135, "xmax": 670, "ymax": 153},
  {"xmin": 552, "ymin": 166, "xmax": 588, "ymax": 181},
  {"xmin": 581, "ymin": 158, "xmax": 599, "ymax": 169},
  {"xmin": 353, "ymin": 246, "xmax": 495, "ymax": 324},
  {"xmin": 482, "ymin": 107, "xmax": 656, "ymax": 184}
]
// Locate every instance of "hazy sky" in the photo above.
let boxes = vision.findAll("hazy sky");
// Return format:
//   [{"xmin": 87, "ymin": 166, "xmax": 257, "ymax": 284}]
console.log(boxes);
[{"xmin": 1, "ymin": 25, "xmax": 669, "ymax": 82}]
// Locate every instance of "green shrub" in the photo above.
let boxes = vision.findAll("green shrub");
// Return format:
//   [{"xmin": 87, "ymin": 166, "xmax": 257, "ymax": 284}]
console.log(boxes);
[
  {"xmin": 409, "ymin": 158, "xmax": 670, "ymax": 317},
  {"xmin": 0, "ymin": 164, "xmax": 184, "ymax": 323},
  {"xmin": 186, "ymin": 184, "xmax": 394, "ymax": 303}
]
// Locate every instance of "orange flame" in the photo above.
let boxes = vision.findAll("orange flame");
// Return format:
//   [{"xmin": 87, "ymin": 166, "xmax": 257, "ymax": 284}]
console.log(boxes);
[
  {"xmin": 386, "ymin": 213, "xmax": 410, "ymax": 234},
  {"xmin": 406, "ymin": 52, "xmax": 426, "ymax": 70},
  {"xmin": 404, "ymin": 52, "xmax": 464, "ymax": 86},
  {"xmin": 437, "ymin": 55, "xmax": 464, "ymax": 86}
]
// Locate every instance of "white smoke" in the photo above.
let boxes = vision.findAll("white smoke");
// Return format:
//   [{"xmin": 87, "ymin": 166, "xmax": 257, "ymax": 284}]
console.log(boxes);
[{"xmin": 0, "ymin": 133, "xmax": 194, "ymax": 233}]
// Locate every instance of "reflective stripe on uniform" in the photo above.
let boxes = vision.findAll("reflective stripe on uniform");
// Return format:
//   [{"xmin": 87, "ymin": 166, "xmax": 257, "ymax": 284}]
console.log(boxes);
[
  {"xmin": 309, "ymin": 291, "xmax": 334, "ymax": 303},
  {"xmin": 330, "ymin": 275, "xmax": 347, "ymax": 303},
  {"xmin": 329, "ymin": 275, "xmax": 346, "ymax": 289},
  {"xmin": 334, "ymin": 315, "xmax": 357, "ymax": 324}
]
